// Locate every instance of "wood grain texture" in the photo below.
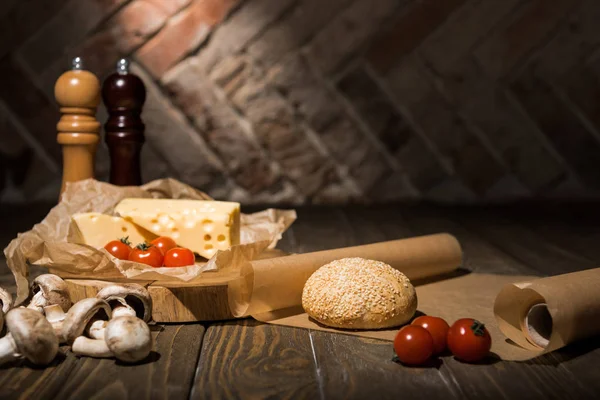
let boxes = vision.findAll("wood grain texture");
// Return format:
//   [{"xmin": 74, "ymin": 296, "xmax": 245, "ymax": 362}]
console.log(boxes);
[
  {"xmin": 192, "ymin": 319, "xmax": 320, "ymax": 399},
  {"xmin": 64, "ymin": 278, "xmax": 234, "ymax": 322},
  {"xmin": 51, "ymin": 324, "xmax": 205, "ymax": 400},
  {"xmin": 2, "ymin": 204, "xmax": 600, "ymax": 399}
]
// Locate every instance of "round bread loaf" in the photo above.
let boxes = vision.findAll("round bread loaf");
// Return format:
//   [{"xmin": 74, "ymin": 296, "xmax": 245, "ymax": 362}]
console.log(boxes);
[{"xmin": 302, "ymin": 257, "xmax": 417, "ymax": 330}]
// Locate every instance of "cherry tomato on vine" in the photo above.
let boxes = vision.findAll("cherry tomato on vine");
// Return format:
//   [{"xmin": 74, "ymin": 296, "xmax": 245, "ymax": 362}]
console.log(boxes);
[
  {"xmin": 412, "ymin": 316, "xmax": 450, "ymax": 354},
  {"xmin": 393, "ymin": 325, "xmax": 434, "ymax": 366},
  {"xmin": 447, "ymin": 318, "xmax": 492, "ymax": 363},
  {"xmin": 150, "ymin": 236, "xmax": 177, "ymax": 255},
  {"xmin": 128, "ymin": 243, "xmax": 164, "ymax": 268},
  {"xmin": 163, "ymin": 247, "xmax": 195, "ymax": 267},
  {"xmin": 104, "ymin": 237, "xmax": 132, "ymax": 260}
]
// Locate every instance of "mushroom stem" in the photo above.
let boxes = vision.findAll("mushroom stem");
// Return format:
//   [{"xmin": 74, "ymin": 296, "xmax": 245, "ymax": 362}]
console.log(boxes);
[
  {"xmin": 112, "ymin": 304, "xmax": 136, "ymax": 319},
  {"xmin": 0, "ymin": 334, "xmax": 18, "ymax": 366},
  {"xmin": 26, "ymin": 291, "xmax": 45, "ymax": 313},
  {"xmin": 86, "ymin": 319, "xmax": 107, "ymax": 340},
  {"xmin": 72, "ymin": 336, "xmax": 112, "ymax": 358},
  {"xmin": 43, "ymin": 305, "xmax": 66, "ymax": 342}
]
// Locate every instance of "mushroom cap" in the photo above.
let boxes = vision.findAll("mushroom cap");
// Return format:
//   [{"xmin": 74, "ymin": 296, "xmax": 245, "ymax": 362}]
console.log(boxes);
[
  {"xmin": 96, "ymin": 284, "xmax": 152, "ymax": 322},
  {"xmin": 105, "ymin": 316, "xmax": 152, "ymax": 363},
  {"xmin": 62, "ymin": 298, "xmax": 112, "ymax": 344},
  {"xmin": 31, "ymin": 274, "xmax": 72, "ymax": 312},
  {"xmin": 0, "ymin": 287, "xmax": 13, "ymax": 313},
  {"xmin": 6, "ymin": 308, "xmax": 58, "ymax": 365}
]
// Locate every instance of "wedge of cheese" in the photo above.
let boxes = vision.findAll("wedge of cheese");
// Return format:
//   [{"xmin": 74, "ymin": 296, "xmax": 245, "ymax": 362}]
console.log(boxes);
[
  {"xmin": 114, "ymin": 198, "xmax": 241, "ymax": 259},
  {"xmin": 71, "ymin": 213, "xmax": 157, "ymax": 248}
]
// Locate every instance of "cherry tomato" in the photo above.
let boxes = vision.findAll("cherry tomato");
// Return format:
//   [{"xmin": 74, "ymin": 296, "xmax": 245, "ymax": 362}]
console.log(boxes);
[
  {"xmin": 150, "ymin": 236, "xmax": 177, "ymax": 255},
  {"xmin": 412, "ymin": 316, "xmax": 450, "ymax": 354},
  {"xmin": 447, "ymin": 318, "xmax": 492, "ymax": 363},
  {"xmin": 128, "ymin": 243, "xmax": 164, "ymax": 268},
  {"xmin": 393, "ymin": 325, "xmax": 434, "ymax": 366},
  {"xmin": 163, "ymin": 247, "xmax": 195, "ymax": 267},
  {"xmin": 104, "ymin": 237, "xmax": 132, "ymax": 260}
]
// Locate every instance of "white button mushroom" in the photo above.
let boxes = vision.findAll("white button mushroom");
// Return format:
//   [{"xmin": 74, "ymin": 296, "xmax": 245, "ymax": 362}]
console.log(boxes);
[
  {"xmin": 62, "ymin": 298, "xmax": 113, "ymax": 358},
  {"xmin": 0, "ymin": 287, "xmax": 13, "ymax": 313},
  {"xmin": 43, "ymin": 304, "xmax": 67, "ymax": 342},
  {"xmin": 27, "ymin": 274, "xmax": 72, "ymax": 313},
  {"xmin": 0, "ymin": 308, "xmax": 58, "ymax": 366},
  {"xmin": 0, "ymin": 287, "xmax": 12, "ymax": 334},
  {"xmin": 96, "ymin": 284, "xmax": 152, "ymax": 322},
  {"xmin": 105, "ymin": 316, "xmax": 152, "ymax": 363}
]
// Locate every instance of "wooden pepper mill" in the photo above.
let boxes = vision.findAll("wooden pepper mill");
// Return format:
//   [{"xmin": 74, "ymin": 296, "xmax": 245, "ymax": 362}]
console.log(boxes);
[
  {"xmin": 55, "ymin": 57, "xmax": 101, "ymax": 196},
  {"xmin": 102, "ymin": 58, "xmax": 146, "ymax": 186}
]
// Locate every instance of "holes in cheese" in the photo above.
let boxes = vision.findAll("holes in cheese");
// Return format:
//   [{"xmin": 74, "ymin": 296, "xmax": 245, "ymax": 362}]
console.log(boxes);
[
  {"xmin": 114, "ymin": 198, "xmax": 241, "ymax": 259},
  {"xmin": 71, "ymin": 213, "xmax": 157, "ymax": 248}
]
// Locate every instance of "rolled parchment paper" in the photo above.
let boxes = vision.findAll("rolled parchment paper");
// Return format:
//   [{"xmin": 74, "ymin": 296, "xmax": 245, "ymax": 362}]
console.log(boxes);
[
  {"xmin": 228, "ymin": 233, "xmax": 462, "ymax": 317},
  {"xmin": 494, "ymin": 267, "xmax": 600, "ymax": 357}
]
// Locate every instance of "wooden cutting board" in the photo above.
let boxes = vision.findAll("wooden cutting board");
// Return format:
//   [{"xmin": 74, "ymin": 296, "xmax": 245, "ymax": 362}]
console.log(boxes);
[
  {"xmin": 62, "ymin": 270, "xmax": 236, "ymax": 323},
  {"xmin": 53, "ymin": 250, "xmax": 290, "ymax": 323}
]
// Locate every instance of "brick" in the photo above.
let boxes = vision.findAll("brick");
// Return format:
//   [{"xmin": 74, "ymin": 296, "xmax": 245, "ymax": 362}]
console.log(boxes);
[
  {"xmin": 387, "ymin": 57, "xmax": 506, "ymax": 194},
  {"xmin": 0, "ymin": 106, "xmax": 28, "ymax": 157},
  {"xmin": 319, "ymin": 118, "xmax": 391, "ymax": 192},
  {"xmin": 367, "ymin": 0, "xmax": 466, "ymax": 74},
  {"xmin": 18, "ymin": 0, "xmax": 128, "ymax": 75},
  {"xmin": 561, "ymin": 63, "xmax": 600, "ymax": 142},
  {"xmin": 528, "ymin": 0, "xmax": 600, "ymax": 83},
  {"xmin": 195, "ymin": 0, "xmax": 296, "ymax": 74},
  {"xmin": 382, "ymin": 57, "xmax": 451, "ymax": 191},
  {"xmin": 474, "ymin": 0, "xmax": 580, "ymax": 79},
  {"xmin": 337, "ymin": 66, "xmax": 412, "ymax": 154},
  {"xmin": 440, "ymin": 58, "xmax": 565, "ymax": 191},
  {"xmin": 485, "ymin": 175, "xmax": 531, "ymax": 201},
  {"xmin": 247, "ymin": 0, "xmax": 353, "ymax": 69},
  {"xmin": 136, "ymin": 0, "xmax": 239, "ymax": 78},
  {"xmin": 255, "ymin": 120, "xmax": 337, "ymax": 196},
  {"xmin": 267, "ymin": 54, "xmax": 343, "ymax": 131},
  {"xmin": 105, "ymin": 0, "xmax": 169, "ymax": 51},
  {"xmin": 306, "ymin": 0, "xmax": 400, "ymax": 75},
  {"xmin": 129, "ymin": 63, "xmax": 229, "ymax": 192},
  {"xmin": 425, "ymin": 178, "xmax": 477, "ymax": 203},
  {"xmin": 163, "ymin": 59, "xmax": 281, "ymax": 193},
  {"xmin": 0, "ymin": 57, "xmax": 62, "ymax": 164},
  {"xmin": 38, "ymin": 0, "xmax": 169, "ymax": 98},
  {"xmin": 222, "ymin": 63, "xmax": 342, "ymax": 196},
  {"xmin": 385, "ymin": 55, "xmax": 435, "ymax": 113},
  {"xmin": 144, "ymin": 0, "xmax": 192, "ymax": 16},
  {"xmin": 369, "ymin": 172, "xmax": 416, "ymax": 202},
  {"xmin": 266, "ymin": 55, "xmax": 395, "ymax": 193},
  {"xmin": 140, "ymin": 142, "xmax": 176, "ymax": 183},
  {"xmin": 395, "ymin": 136, "xmax": 449, "ymax": 192},
  {"xmin": 419, "ymin": 0, "xmax": 520, "ymax": 74},
  {"xmin": 0, "ymin": 0, "xmax": 69, "ymax": 59},
  {"xmin": 412, "ymin": 94, "xmax": 506, "ymax": 194},
  {"xmin": 512, "ymin": 69, "xmax": 600, "ymax": 188}
]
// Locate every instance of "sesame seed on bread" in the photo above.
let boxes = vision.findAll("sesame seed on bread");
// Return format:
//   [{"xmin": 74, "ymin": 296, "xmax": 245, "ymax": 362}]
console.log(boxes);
[{"xmin": 301, "ymin": 257, "xmax": 417, "ymax": 330}]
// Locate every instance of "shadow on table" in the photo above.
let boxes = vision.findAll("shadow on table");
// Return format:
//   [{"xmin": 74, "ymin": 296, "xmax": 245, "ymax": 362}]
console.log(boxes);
[
  {"xmin": 518, "ymin": 336, "xmax": 600, "ymax": 366},
  {"xmin": 412, "ymin": 267, "xmax": 471, "ymax": 286}
]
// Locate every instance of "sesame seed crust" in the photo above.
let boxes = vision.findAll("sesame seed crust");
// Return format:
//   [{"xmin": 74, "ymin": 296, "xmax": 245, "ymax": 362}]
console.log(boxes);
[{"xmin": 301, "ymin": 257, "xmax": 418, "ymax": 330}]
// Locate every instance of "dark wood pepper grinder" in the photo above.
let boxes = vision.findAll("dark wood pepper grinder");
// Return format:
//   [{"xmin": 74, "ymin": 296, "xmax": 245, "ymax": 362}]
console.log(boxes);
[{"xmin": 102, "ymin": 58, "xmax": 146, "ymax": 186}]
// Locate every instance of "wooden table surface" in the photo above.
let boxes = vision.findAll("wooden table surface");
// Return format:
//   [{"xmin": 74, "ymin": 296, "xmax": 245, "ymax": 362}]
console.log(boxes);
[{"xmin": 1, "ymin": 203, "xmax": 599, "ymax": 400}]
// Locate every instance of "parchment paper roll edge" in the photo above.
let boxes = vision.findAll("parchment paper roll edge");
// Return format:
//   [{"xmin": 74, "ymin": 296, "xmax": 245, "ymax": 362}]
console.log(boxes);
[
  {"xmin": 228, "ymin": 233, "xmax": 463, "ymax": 318},
  {"xmin": 494, "ymin": 267, "xmax": 600, "ymax": 359}
]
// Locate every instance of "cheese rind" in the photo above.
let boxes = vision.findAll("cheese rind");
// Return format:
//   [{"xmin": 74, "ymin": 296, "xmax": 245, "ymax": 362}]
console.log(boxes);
[
  {"xmin": 114, "ymin": 198, "xmax": 241, "ymax": 259},
  {"xmin": 71, "ymin": 213, "xmax": 157, "ymax": 248}
]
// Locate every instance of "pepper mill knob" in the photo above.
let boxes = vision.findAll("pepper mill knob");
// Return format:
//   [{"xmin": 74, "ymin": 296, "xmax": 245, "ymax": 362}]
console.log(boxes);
[
  {"xmin": 102, "ymin": 58, "xmax": 146, "ymax": 186},
  {"xmin": 55, "ymin": 56, "xmax": 101, "ymax": 197}
]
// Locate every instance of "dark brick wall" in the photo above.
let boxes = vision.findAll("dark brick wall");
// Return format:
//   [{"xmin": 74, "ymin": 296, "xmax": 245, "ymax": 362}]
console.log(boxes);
[{"xmin": 1, "ymin": 0, "xmax": 599, "ymax": 204}]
